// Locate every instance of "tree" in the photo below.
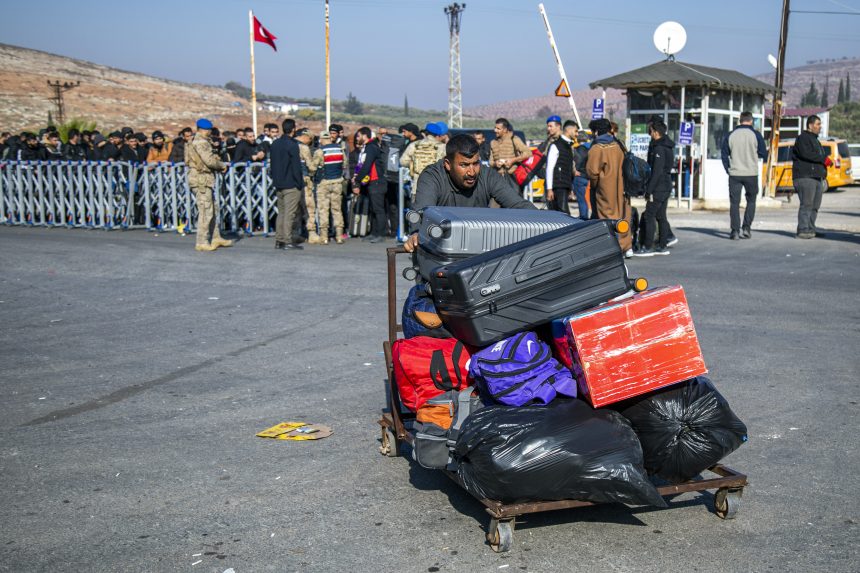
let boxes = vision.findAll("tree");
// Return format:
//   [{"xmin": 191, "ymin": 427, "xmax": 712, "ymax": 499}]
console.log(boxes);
[
  {"xmin": 821, "ymin": 75, "xmax": 829, "ymax": 108},
  {"xmin": 344, "ymin": 91, "xmax": 364, "ymax": 115},
  {"xmin": 404, "ymin": 94, "xmax": 409, "ymax": 117},
  {"xmin": 535, "ymin": 105, "xmax": 553, "ymax": 119},
  {"xmin": 847, "ymin": 72, "xmax": 852, "ymax": 102},
  {"xmin": 800, "ymin": 80, "xmax": 820, "ymax": 107},
  {"xmin": 838, "ymin": 78, "xmax": 845, "ymax": 104}
]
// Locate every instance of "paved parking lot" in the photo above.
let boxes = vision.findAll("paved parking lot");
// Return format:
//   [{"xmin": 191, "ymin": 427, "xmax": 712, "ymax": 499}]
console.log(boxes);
[{"xmin": 1, "ymin": 188, "xmax": 858, "ymax": 572}]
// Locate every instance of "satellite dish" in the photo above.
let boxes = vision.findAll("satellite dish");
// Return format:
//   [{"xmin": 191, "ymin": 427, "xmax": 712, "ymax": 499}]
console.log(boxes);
[
  {"xmin": 767, "ymin": 54, "xmax": 778, "ymax": 69},
  {"xmin": 653, "ymin": 21, "xmax": 687, "ymax": 58}
]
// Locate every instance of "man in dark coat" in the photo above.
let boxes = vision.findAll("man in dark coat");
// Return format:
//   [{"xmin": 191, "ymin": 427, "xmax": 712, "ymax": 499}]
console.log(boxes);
[
  {"xmin": 269, "ymin": 118, "xmax": 305, "ymax": 250},
  {"xmin": 791, "ymin": 115, "xmax": 828, "ymax": 239}
]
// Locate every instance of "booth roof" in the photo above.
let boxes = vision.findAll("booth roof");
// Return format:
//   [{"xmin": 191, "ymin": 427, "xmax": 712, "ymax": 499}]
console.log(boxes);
[{"xmin": 590, "ymin": 60, "xmax": 775, "ymax": 95}]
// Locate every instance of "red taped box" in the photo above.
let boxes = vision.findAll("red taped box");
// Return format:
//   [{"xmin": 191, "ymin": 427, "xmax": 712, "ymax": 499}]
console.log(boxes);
[{"xmin": 562, "ymin": 285, "xmax": 707, "ymax": 407}]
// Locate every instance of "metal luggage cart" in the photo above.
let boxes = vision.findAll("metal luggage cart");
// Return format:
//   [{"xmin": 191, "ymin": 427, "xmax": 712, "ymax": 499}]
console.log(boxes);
[{"xmin": 377, "ymin": 246, "xmax": 748, "ymax": 553}]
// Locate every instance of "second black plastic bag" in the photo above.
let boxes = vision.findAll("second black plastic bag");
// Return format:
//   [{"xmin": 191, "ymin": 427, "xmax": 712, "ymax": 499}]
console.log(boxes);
[
  {"xmin": 615, "ymin": 377, "xmax": 748, "ymax": 484},
  {"xmin": 453, "ymin": 399, "xmax": 667, "ymax": 507}
]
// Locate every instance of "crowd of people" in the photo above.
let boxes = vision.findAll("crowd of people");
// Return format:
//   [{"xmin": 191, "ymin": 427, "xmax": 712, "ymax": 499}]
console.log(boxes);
[{"xmin": 4, "ymin": 106, "xmax": 826, "ymax": 248}]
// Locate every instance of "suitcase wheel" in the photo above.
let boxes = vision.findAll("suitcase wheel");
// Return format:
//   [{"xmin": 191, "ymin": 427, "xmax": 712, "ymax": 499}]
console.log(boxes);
[
  {"xmin": 402, "ymin": 267, "xmax": 418, "ymax": 281},
  {"xmin": 405, "ymin": 210, "xmax": 422, "ymax": 225},
  {"xmin": 633, "ymin": 277, "xmax": 648, "ymax": 292},
  {"xmin": 615, "ymin": 219, "xmax": 630, "ymax": 234}
]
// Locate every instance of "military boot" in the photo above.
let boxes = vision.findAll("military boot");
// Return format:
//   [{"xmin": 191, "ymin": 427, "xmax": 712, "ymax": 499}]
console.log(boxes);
[
  {"xmin": 319, "ymin": 228, "xmax": 330, "ymax": 245},
  {"xmin": 308, "ymin": 231, "xmax": 322, "ymax": 245},
  {"xmin": 195, "ymin": 244, "xmax": 217, "ymax": 252},
  {"xmin": 335, "ymin": 227, "xmax": 345, "ymax": 244},
  {"xmin": 211, "ymin": 237, "xmax": 234, "ymax": 248}
]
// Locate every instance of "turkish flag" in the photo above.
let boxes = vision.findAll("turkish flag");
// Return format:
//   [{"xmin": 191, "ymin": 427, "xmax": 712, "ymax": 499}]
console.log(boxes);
[{"xmin": 253, "ymin": 15, "xmax": 277, "ymax": 52}]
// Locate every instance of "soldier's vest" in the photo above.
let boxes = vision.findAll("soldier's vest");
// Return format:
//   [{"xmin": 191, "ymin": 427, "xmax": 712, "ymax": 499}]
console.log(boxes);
[
  {"xmin": 321, "ymin": 143, "xmax": 345, "ymax": 180},
  {"xmin": 411, "ymin": 140, "xmax": 439, "ymax": 179}
]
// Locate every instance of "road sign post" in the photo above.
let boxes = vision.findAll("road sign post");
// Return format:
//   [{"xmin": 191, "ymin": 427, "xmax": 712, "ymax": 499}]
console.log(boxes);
[{"xmin": 592, "ymin": 98, "xmax": 605, "ymax": 120}]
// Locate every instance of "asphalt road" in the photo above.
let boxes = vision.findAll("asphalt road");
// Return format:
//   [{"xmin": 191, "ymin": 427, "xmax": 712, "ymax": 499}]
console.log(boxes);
[{"xmin": 0, "ymin": 194, "xmax": 858, "ymax": 572}]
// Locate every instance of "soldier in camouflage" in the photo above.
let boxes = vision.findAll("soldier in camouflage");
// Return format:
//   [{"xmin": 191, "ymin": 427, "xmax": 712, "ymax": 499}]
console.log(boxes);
[
  {"xmin": 296, "ymin": 128, "xmax": 322, "ymax": 244},
  {"xmin": 185, "ymin": 118, "xmax": 232, "ymax": 252},
  {"xmin": 313, "ymin": 131, "xmax": 349, "ymax": 244}
]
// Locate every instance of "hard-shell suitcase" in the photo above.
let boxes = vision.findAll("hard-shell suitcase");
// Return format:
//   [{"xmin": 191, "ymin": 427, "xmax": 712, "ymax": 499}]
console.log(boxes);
[
  {"xmin": 411, "ymin": 207, "xmax": 579, "ymax": 280},
  {"xmin": 349, "ymin": 194, "xmax": 371, "ymax": 237},
  {"xmin": 428, "ymin": 220, "xmax": 644, "ymax": 347}
]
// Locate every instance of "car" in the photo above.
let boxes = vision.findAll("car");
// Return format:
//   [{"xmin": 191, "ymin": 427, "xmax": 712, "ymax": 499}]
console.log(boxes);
[
  {"xmin": 848, "ymin": 143, "xmax": 860, "ymax": 183},
  {"xmin": 767, "ymin": 138, "xmax": 854, "ymax": 192}
]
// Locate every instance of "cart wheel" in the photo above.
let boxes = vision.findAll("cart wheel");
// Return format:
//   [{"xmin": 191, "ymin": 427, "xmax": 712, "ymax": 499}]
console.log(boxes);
[
  {"xmin": 714, "ymin": 487, "xmax": 742, "ymax": 519},
  {"xmin": 487, "ymin": 518, "xmax": 514, "ymax": 553},
  {"xmin": 379, "ymin": 427, "xmax": 399, "ymax": 457}
]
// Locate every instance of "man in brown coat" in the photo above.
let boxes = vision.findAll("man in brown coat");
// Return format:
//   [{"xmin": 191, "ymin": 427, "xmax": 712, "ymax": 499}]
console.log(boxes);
[{"xmin": 586, "ymin": 118, "xmax": 633, "ymax": 255}]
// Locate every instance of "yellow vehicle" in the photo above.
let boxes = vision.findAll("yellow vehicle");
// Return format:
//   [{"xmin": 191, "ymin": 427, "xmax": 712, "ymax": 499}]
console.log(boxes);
[{"xmin": 769, "ymin": 138, "xmax": 854, "ymax": 192}]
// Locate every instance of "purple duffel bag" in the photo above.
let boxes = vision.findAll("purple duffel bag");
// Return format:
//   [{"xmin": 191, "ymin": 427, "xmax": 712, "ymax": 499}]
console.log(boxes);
[{"xmin": 468, "ymin": 332, "xmax": 577, "ymax": 406}]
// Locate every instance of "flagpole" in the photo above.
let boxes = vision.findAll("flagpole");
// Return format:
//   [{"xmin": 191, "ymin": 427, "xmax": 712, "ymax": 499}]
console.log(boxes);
[
  {"xmin": 325, "ymin": 0, "xmax": 331, "ymax": 129},
  {"xmin": 538, "ymin": 3, "xmax": 581, "ymax": 127},
  {"xmin": 249, "ymin": 9, "xmax": 258, "ymax": 138}
]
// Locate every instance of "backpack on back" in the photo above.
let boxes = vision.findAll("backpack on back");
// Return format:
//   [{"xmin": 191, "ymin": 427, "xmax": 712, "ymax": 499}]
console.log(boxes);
[
  {"xmin": 411, "ymin": 139, "xmax": 440, "ymax": 180},
  {"xmin": 622, "ymin": 152, "xmax": 651, "ymax": 197}
]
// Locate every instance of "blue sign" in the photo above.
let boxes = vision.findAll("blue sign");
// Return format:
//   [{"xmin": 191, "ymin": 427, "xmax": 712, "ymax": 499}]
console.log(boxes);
[
  {"xmin": 592, "ymin": 98, "xmax": 605, "ymax": 119},
  {"xmin": 679, "ymin": 121, "xmax": 695, "ymax": 145}
]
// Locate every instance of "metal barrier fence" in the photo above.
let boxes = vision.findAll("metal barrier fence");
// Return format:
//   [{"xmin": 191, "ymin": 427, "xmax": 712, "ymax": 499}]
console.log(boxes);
[
  {"xmin": 0, "ymin": 161, "xmax": 539, "ymax": 237},
  {"xmin": 0, "ymin": 160, "xmax": 283, "ymax": 234}
]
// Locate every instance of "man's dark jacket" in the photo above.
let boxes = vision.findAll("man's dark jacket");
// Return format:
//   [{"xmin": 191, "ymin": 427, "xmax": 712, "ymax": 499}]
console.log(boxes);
[
  {"xmin": 232, "ymin": 140, "xmax": 258, "ymax": 164},
  {"xmin": 791, "ymin": 130, "xmax": 827, "ymax": 180},
  {"xmin": 64, "ymin": 143, "xmax": 87, "ymax": 161},
  {"xmin": 355, "ymin": 139, "xmax": 385, "ymax": 186},
  {"xmin": 269, "ymin": 135, "xmax": 304, "ymax": 190},
  {"xmin": 413, "ymin": 159, "xmax": 537, "ymax": 211},
  {"xmin": 646, "ymin": 135, "xmax": 675, "ymax": 197},
  {"xmin": 549, "ymin": 137, "xmax": 573, "ymax": 191},
  {"xmin": 169, "ymin": 139, "xmax": 186, "ymax": 163}
]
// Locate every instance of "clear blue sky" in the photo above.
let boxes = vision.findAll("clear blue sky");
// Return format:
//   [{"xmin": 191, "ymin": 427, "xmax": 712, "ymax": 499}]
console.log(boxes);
[{"xmin": 1, "ymin": 0, "xmax": 858, "ymax": 110}]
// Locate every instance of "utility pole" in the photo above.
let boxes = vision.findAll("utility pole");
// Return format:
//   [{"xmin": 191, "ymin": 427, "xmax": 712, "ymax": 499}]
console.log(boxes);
[
  {"xmin": 46, "ymin": 80, "xmax": 80, "ymax": 125},
  {"xmin": 765, "ymin": 0, "xmax": 790, "ymax": 198},
  {"xmin": 444, "ymin": 3, "xmax": 465, "ymax": 128},
  {"xmin": 325, "ymin": 0, "xmax": 331, "ymax": 129}
]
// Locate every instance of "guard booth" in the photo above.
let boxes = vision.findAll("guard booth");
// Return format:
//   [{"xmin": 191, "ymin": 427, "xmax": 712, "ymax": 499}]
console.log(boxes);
[{"xmin": 590, "ymin": 60, "xmax": 774, "ymax": 209}]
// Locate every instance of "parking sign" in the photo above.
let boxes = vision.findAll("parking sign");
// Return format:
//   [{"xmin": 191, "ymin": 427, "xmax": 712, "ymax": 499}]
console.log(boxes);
[
  {"xmin": 679, "ymin": 121, "xmax": 695, "ymax": 146},
  {"xmin": 592, "ymin": 98, "xmax": 604, "ymax": 119}
]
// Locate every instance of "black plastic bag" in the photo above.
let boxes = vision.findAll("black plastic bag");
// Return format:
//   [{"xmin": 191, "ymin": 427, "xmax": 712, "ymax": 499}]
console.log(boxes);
[
  {"xmin": 615, "ymin": 377, "xmax": 748, "ymax": 484},
  {"xmin": 454, "ymin": 399, "xmax": 667, "ymax": 507}
]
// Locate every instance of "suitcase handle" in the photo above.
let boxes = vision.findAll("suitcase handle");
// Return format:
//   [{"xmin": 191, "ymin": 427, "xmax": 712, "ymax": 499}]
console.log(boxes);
[{"xmin": 514, "ymin": 260, "xmax": 562, "ymax": 284}]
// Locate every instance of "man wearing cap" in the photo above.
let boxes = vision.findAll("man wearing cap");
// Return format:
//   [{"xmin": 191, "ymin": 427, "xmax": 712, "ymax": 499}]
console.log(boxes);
[
  {"xmin": 146, "ymin": 131, "xmax": 173, "ymax": 163},
  {"xmin": 313, "ymin": 131, "xmax": 349, "ymax": 244},
  {"xmin": 185, "ymin": 119, "xmax": 232, "ymax": 252},
  {"xmin": 270, "ymin": 119, "xmax": 304, "ymax": 250},
  {"xmin": 489, "ymin": 118, "xmax": 531, "ymax": 184},
  {"xmin": 544, "ymin": 116, "xmax": 574, "ymax": 214},
  {"xmin": 295, "ymin": 127, "xmax": 322, "ymax": 244}
]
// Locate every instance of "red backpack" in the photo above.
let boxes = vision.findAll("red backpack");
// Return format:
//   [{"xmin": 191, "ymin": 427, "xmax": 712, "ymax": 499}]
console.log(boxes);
[
  {"xmin": 392, "ymin": 337, "xmax": 472, "ymax": 412},
  {"xmin": 514, "ymin": 147, "xmax": 545, "ymax": 186}
]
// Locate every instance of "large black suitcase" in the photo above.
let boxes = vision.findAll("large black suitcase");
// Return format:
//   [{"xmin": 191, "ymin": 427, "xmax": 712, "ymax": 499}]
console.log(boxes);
[
  {"xmin": 428, "ymin": 220, "xmax": 644, "ymax": 347},
  {"xmin": 411, "ymin": 207, "xmax": 579, "ymax": 280}
]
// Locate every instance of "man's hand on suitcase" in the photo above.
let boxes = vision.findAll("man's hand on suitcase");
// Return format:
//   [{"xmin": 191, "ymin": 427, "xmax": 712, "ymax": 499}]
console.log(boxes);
[{"xmin": 404, "ymin": 232, "xmax": 419, "ymax": 253}]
